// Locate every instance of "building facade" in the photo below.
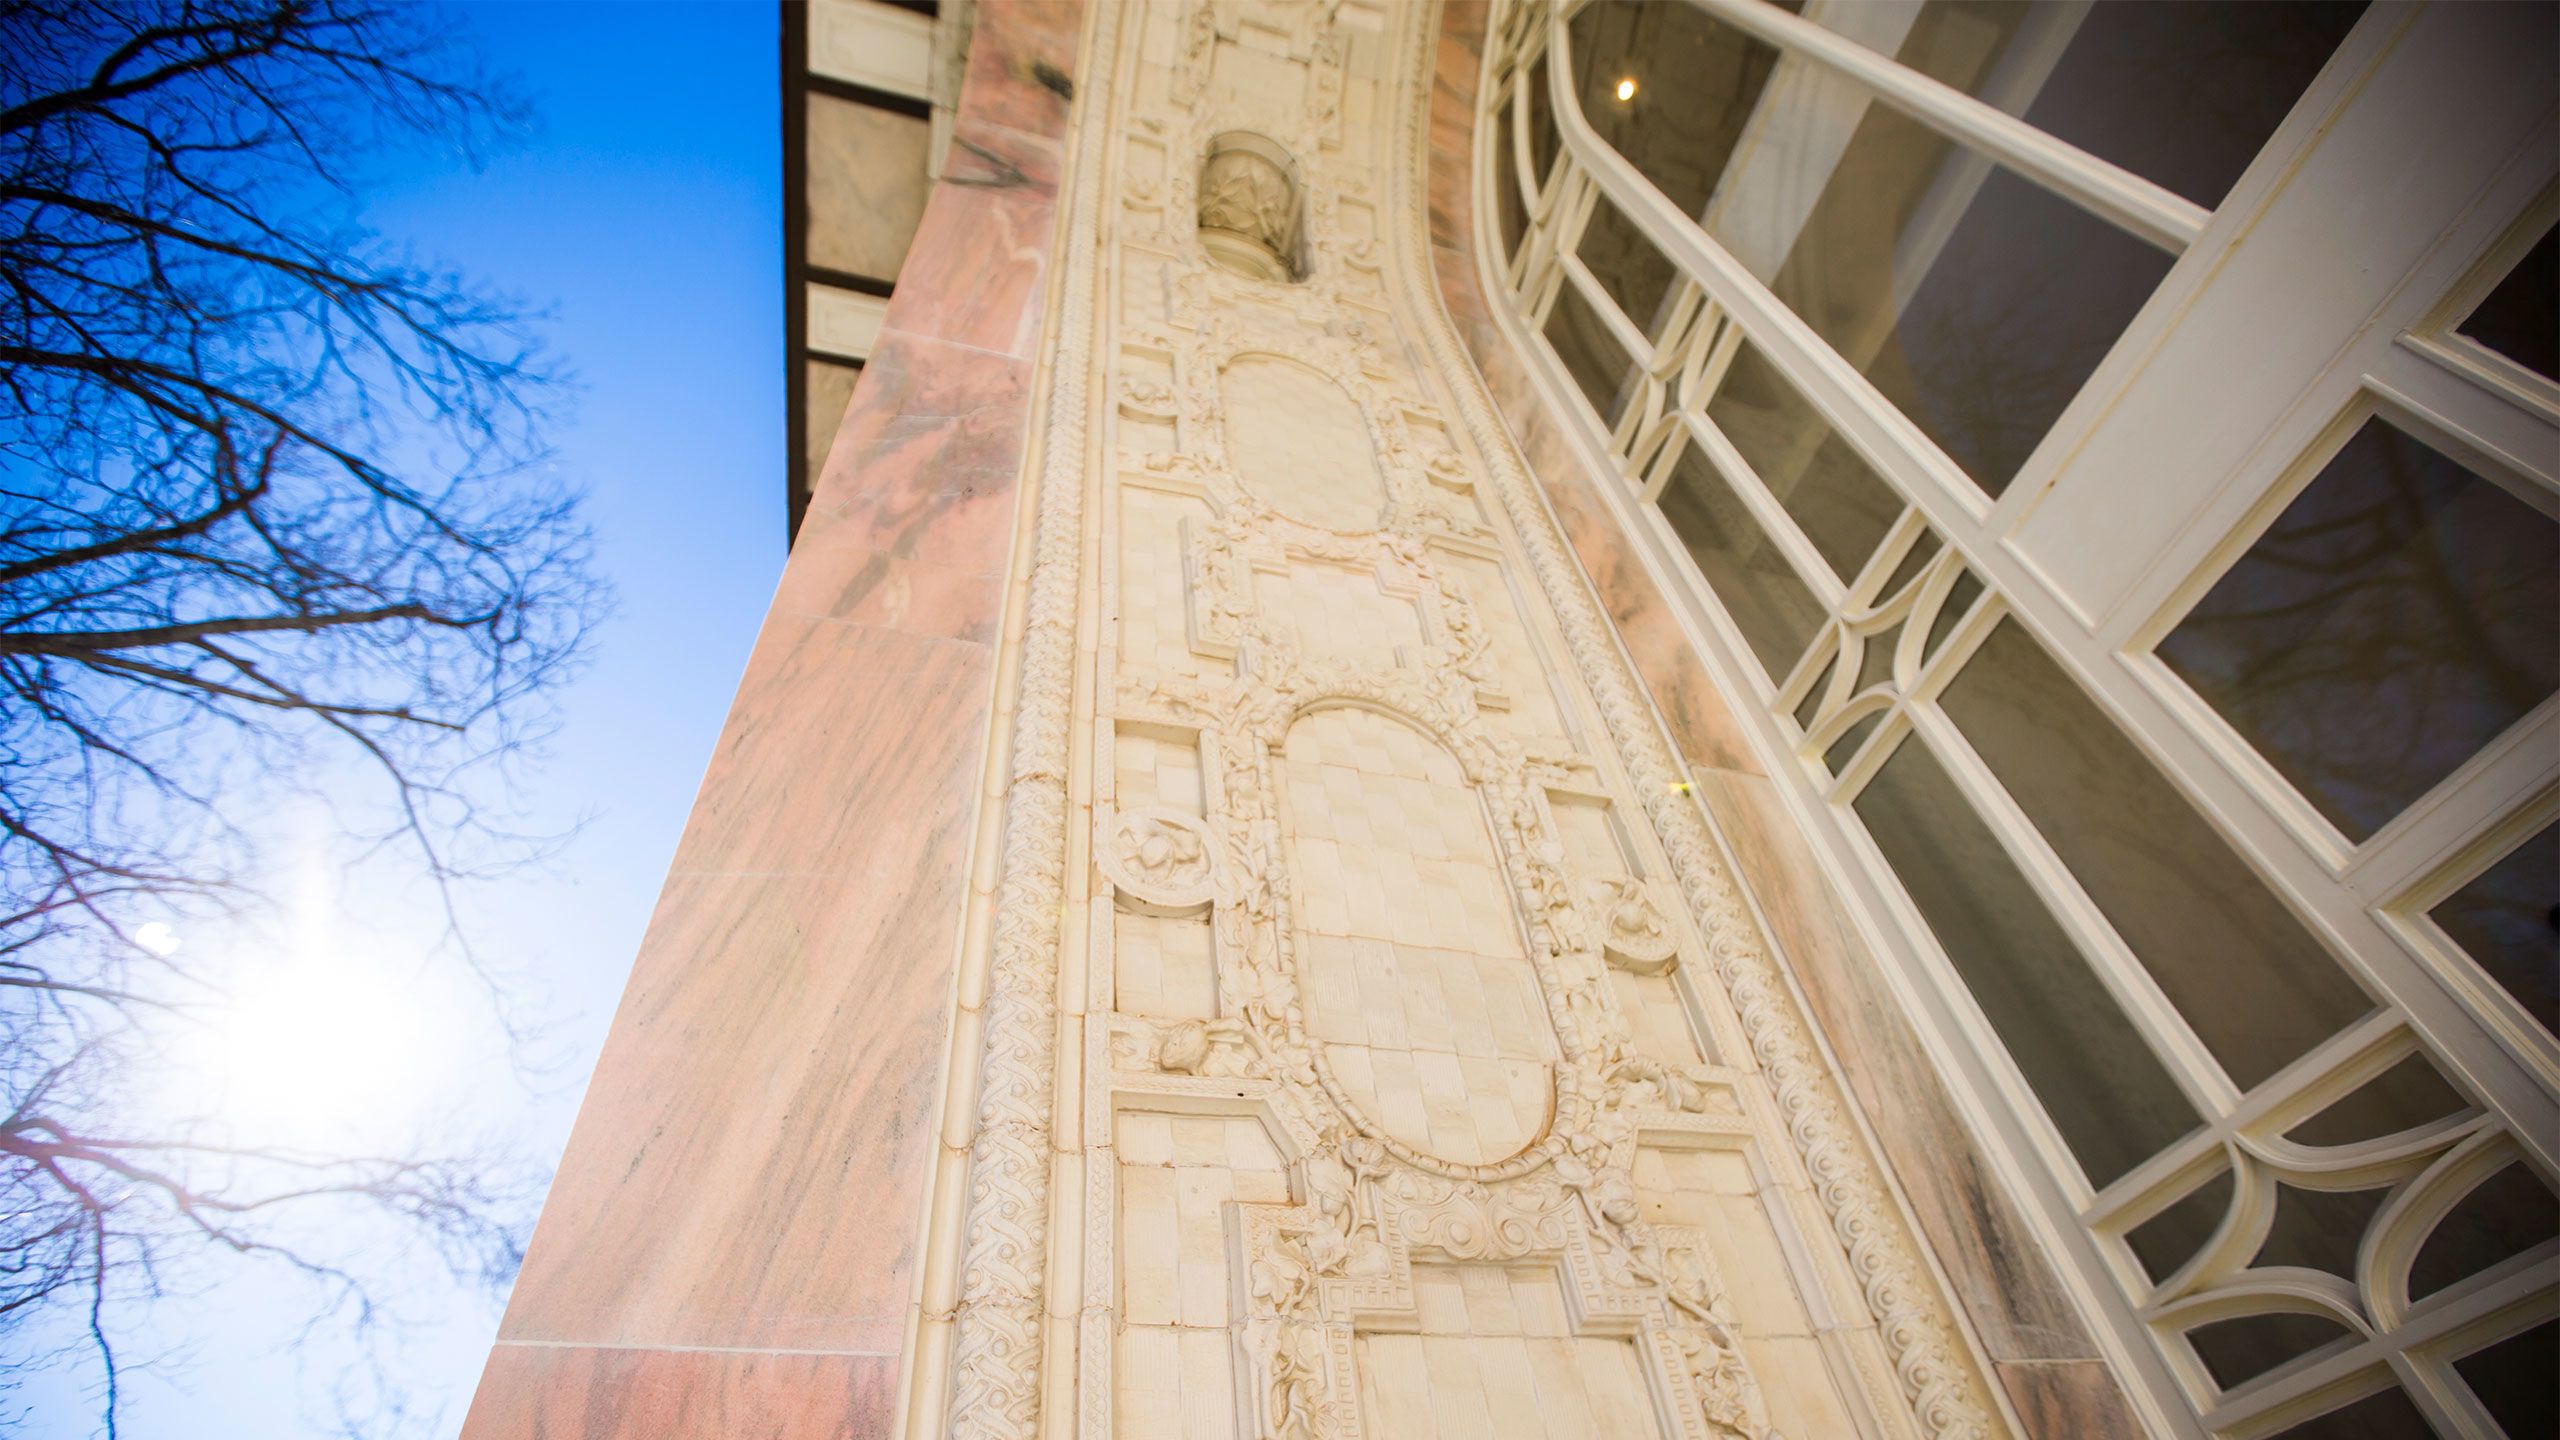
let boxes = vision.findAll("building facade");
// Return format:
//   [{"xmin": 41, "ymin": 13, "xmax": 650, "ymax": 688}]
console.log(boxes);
[{"xmin": 463, "ymin": 3, "xmax": 2558, "ymax": 1437}]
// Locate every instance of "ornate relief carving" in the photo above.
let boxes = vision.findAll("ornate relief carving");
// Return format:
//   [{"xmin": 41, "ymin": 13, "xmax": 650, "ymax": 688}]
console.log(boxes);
[
  {"xmin": 1100, "ymin": 804, "xmax": 1220, "ymax": 913},
  {"xmin": 1588, "ymin": 875, "xmax": 1680, "ymax": 973},
  {"xmin": 1400, "ymin": 6, "xmax": 2005, "ymax": 1435},
  {"xmin": 934, "ymin": 5, "xmax": 2004, "ymax": 1440},
  {"xmin": 1199, "ymin": 134, "xmax": 1302, "ymax": 281}
]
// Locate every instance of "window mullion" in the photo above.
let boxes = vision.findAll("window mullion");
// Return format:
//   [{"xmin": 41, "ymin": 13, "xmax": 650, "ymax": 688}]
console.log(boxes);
[{"xmin": 1682, "ymin": 0, "xmax": 2208, "ymax": 252}]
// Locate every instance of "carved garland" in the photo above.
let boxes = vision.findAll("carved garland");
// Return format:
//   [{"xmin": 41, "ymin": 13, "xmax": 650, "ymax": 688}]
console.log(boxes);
[
  {"xmin": 1093, "ymin": 4, "xmax": 1778, "ymax": 1430},
  {"xmin": 1388, "ymin": 3, "xmax": 2003, "ymax": 1436},
  {"xmin": 942, "ymin": 4, "xmax": 1121, "ymax": 1437},
  {"xmin": 951, "ymin": 3, "xmax": 1997, "ymax": 1440}
]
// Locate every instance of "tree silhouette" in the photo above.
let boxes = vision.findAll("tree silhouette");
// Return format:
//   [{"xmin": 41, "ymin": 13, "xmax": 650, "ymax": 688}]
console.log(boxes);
[{"xmin": 0, "ymin": 3, "xmax": 600, "ymax": 1431}]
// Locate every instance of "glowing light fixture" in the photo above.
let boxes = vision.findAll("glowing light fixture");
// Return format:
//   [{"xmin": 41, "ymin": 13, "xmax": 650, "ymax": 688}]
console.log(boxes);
[{"xmin": 1615, "ymin": 77, "xmax": 1637, "ymax": 102}]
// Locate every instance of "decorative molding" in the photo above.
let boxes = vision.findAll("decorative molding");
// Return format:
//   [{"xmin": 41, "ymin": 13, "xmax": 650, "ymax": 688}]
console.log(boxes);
[
  {"xmin": 941, "ymin": 3, "xmax": 1121, "ymax": 1436},
  {"xmin": 939, "ymin": 4, "xmax": 2006, "ymax": 1440},
  {"xmin": 1397, "ymin": 5, "xmax": 2005, "ymax": 1436}
]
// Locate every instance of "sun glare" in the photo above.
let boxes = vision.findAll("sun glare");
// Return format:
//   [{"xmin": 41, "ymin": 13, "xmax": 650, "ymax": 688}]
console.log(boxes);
[{"xmin": 206, "ymin": 960, "xmax": 434, "ymax": 1137}]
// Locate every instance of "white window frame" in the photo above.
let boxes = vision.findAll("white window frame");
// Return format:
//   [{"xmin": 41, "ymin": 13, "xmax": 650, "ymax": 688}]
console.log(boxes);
[{"xmin": 1472, "ymin": 1, "xmax": 2560, "ymax": 1434}]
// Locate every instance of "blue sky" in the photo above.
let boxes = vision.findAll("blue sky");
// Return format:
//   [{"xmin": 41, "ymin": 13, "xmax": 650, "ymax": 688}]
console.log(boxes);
[{"xmin": 14, "ymin": 3, "xmax": 785, "ymax": 1435}]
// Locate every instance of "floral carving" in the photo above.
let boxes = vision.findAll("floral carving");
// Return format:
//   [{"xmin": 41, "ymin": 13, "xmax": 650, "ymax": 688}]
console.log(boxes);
[
  {"xmin": 1587, "ymin": 875, "xmax": 1680, "ymax": 972},
  {"xmin": 941, "ymin": 5, "xmax": 2001, "ymax": 1440},
  {"xmin": 1100, "ymin": 805, "xmax": 1219, "ymax": 913}
]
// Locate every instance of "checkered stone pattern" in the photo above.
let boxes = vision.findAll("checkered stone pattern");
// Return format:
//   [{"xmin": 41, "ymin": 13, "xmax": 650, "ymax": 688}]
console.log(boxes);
[
  {"xmin": 1280, "ymin": 706, "xmax": 1554, "ymax": 1166},
  {"xmin": 1220, "ymin": 355, "xmax": 1387, "ymax": 532},
  {"xmin": 1116, "ymin": 1113, "xmax": 1291, "ymax": 1440},
  {"xmin": 1115, "ymin": 909, "xmax": 1217, "ymax": 1019},
  {"xmin": 1119, "ymin": 486, "xmax": 1219, "ymax": 679},
  {"xmin": 1263, "ymin": 561, "xmax": 1423, "ymax": 671},
  {"xmin": 1354, "ymin": 1264, "xmax": 1664, "ymax": 1439},
  {"xmin": 1440, "ymin": 551, "xmax": 1565, "ymax": 734},
  {"xmin": 1550, "ymin": 792, "xmax": 1710, "ymax": 1066},
  {"xmin": 1546, "ymin": 792, "xmax": 1630, "ymax": 877},
  {"xmin": 1634, "ymin": 1146, "xmax": 1862, "ymax": 1440},
  {"xmin": 1116, "ymin": 727, "xmax": 1205, "ymax": 814}
]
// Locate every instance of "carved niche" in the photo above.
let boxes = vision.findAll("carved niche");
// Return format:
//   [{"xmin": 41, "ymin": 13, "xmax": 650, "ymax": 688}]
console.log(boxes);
[{"xmin": 1198, "ymin": 131, "xmax": 1304, "ymax": 282}]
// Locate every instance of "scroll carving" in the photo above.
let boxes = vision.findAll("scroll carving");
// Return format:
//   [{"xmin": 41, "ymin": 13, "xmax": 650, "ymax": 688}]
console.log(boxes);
[{"xmin": 933, "ymin": 5, "xmax": 2008, "ymax": 1440}]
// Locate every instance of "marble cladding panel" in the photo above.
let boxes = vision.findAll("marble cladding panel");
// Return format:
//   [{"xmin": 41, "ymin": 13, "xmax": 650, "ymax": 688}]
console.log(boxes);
[
  {"xmin": 1421, "ymin": 0, "xmax": 2129, "ymax": 1414},
  {"xmin": 461, "ymin": 3, "xmax": 1086, "ymax": 1435},
  {"xmin": 1996, "ymin": 1360, "xmax": 2153, "ymax": 1440},
  {"xmin": 461, "ymin": 1345, "xmax": 898, "ymax": 1440},
  {"xmin": 490, "ymin": 616, "xmax": 989, "ymax": 1353}
]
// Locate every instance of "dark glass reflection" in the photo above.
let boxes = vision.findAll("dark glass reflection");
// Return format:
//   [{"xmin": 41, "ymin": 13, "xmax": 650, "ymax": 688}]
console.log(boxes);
[
  {"xmin": 1542, "ymin": 279, "xmax": 1634, "ymax": 425},
  {"xmin": 1942, "ymin": 620, "xmax": 2373, "ymax": 1088},
  {"xmin": 2158, "ymin": 419, "xmax": 2559, "ymax": 841},
  {"xmin": 1563, "ymin": 0, "xmax": 1791, "ymax": 219},
  {"xmin": 1494, "ymin": 104, "xmax": 1528, "ymax": 263},
  {"xmin": 1562, "ymin": 2, "xmax": 2365, "ymax": 498},
  {"xmin": 2409, "ymin": 1161, "xmax": 2559, "ymax": 1301},
  {"xmin": 2462, "ymin": 224, "xmax": 2560, "ymax": 382},
  {"xmin": 2456, "ymin": 1319, "xmax": 2560, "ymax": 1440},
  {"xmin": 2431, "ymin": 822, "xmax": 2559, "ymax": 1037},
  {"xmin": 2018, "ymin": 2, "xmax": 2367, "ymax": 208},
  {"xmin": 2286, "ymin": 1054, "xmax": 2468, "ymax": 1148},
  {"xmin": 2256, "ymin": 1183, "xmax": 2387, "ymax": 1281},
  {"xmin": 2268, "ymin": 1385, "xmax": 2433, "ymax": 1438},
  {"xmin": 2127, "ymin": 1168, "xmax": 2233, "ymax": 1284},
  {"xmin": 1656, "ymin": 437, "xmax": 1827, "ymax": 681},
  {"xmin": 1705, "ymin": 344, "xmax": 1902, "ymax": 583},
  {"xmin": 2189, "ymin": 1311, "xmax": 2351, "ymax": 1391},
  {"xmin": 1852, "ymin": 736, "xmax": 2200, "ymax": 1186},
  {"xmin": 1577, "ymin": 197, "xmax": 1677, "ymax": 342}
]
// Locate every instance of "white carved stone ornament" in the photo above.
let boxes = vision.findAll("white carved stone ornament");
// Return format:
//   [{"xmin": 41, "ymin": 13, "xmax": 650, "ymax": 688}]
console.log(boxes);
[
  {"xmin": 1099, "ymin": 804, "xmax": 1220, "ymax": 914},
  {"xmin": 936, "ymin": 6, "xmax": 2004, "ymax": 1440}
]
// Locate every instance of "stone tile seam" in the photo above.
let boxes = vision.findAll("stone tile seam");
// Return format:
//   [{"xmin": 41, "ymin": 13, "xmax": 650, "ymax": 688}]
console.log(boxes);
[{"xmin": 489, "ymin": 1339, "xmax": 902, "ymax": 1359}]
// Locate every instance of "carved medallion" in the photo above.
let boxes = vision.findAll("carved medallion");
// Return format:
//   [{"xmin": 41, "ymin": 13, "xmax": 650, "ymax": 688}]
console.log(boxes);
[{"xmin": 1101, "ymin": 805, "xmax": 1220, "ymax": 914}]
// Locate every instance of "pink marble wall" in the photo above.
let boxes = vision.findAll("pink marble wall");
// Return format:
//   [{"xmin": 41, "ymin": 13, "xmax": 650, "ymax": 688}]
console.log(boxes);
[
  {"xmin": 459, "ymin": 6, "xmax": 1083, "ymax": 1436},
  {"xmin": 1422, "ymin": 6, "xmax": 2143, "ymax": 1435}
]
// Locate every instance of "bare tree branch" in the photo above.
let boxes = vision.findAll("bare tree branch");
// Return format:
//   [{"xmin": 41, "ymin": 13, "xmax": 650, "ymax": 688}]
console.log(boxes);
[{"xmin": 0, "ymin": 3, "xmax": 593, "ymax": 1432}]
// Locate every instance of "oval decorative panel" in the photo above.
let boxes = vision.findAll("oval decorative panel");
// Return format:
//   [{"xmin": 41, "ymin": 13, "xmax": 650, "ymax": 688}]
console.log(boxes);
[
  {"xmin": 1220, "ymin": 353, "xmax": 1387, "ymax": 531},
  {"xmin": 1278, "ymin": 704, "xmax": 1555, "ymax": 1165}
]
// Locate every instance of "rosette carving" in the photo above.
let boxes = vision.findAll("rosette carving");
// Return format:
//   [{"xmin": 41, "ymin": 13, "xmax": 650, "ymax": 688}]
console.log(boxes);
[{"xmin": 1100, "ymin": 805, "xmax": 1219, "ymax": 914}]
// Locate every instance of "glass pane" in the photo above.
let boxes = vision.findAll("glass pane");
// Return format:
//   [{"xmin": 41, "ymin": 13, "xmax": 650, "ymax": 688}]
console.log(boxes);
[
  {"xmin": 2286, "ymin": 1054, "xmax": 2469, "ymax": 1148},
  {"xmin": 1657, "ymin": 437, "xmax": 1827, "ymax": 681},
  {"xmin": 1737, "ymin": 108, "xmax": 2174, "ymax": 497},
  {"xmin": 2457, "ymin": 1319, "xmax": 2560, "ymax": 1440},
  {"xmin": 1922, "ymin": 570, "xmax": 1983, "ymax": 664},
  {"xmin": 2013, "ymin": 2, "xmax": 2367, "ymax": 209},
  {"xmin": 2461, "ymin": 225, "xmax": 2560, "ymax": 381},
  {"xmin": 2158, "ymin": 418, "xmax": 2560, "ymax": 841},
  {"xmin": 1563, "ymin": 0, "xmax": 1790, "ymax": 219},
  {"xmin": 2431, "ymin": 822, "xmax": 2559, "ymax": 1036},
  {"xmin": 1578, "ymin": 198, "xmax": 1677, "ymax": 341},
  {"xmin": 1557, "ymin": 3, "xmax": 2362, "ymax": 498},
  {"xmin": 2126, "ymin": 1168, "xmax": 2233, "ymax": 1285},
  {"xmin": 1495, "ymin": 96, "xmax": 1528, "ymax": 263},
  {"xmin": 1654, "ymin": 0, "xmax": 2176, "ymax": 497},
  {"xmin": 1942, "ymin": 620, "xmax": 2374, "ymax": 1088},
  {"xmin": 2269, "ymin": 1385, "xmax": 2432, "ymax": 1439},
  {"xmin": 2190, "ymin": 1311, "xmax": 2351, "ymax": 1390},
  {"xmin": 1704, "ymin": 344, "xmax": 1903, "ymax": 582},
  {"xmin": 1852, "ymin": 737, "xmax": 2200, "ymax": 1186},
  {"xmin": 1543, "ymin": 278, "xmax": 1635, "ymax": 424},
  {"xmin": 1525, "ymin": 49, "xmax": 1557, "ymax": 193},
  {"xmin": 2410, "ymin": 1160, "xmax": 2559, "ymax": 1301},
  {"xmin": 2256, "ymin": 1183, "xmax": 2387, "ymax": 1281}
]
